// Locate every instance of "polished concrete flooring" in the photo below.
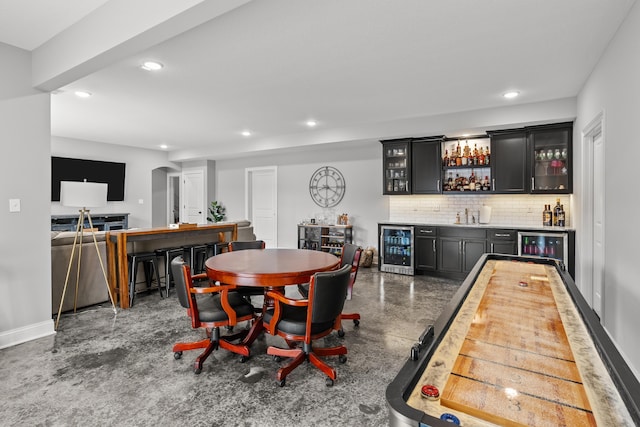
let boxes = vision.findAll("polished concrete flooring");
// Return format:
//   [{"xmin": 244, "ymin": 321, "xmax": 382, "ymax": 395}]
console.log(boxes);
[{"xmin": 0, "ymin": 268, "xmax": 461, "ymax": 427}]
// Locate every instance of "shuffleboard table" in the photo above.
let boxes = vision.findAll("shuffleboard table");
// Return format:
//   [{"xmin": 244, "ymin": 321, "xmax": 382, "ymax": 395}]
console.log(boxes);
[{"xmin": 386, "ymin": 254, "xmax": 640, "ymax": 426}]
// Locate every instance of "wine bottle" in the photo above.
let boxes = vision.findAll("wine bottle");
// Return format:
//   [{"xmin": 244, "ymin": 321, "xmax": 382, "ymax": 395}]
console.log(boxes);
[
  {"xmin": 558, "ymin": 205, "xmax": 566, "ymax": 227},
  {"xmin": 553, "ymin": 198, "xmax": 561, "ymax": 226}
]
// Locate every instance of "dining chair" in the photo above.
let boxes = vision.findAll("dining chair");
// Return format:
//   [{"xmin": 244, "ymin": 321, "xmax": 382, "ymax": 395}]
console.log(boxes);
[
  {"xmin": 297, "ymin": 243, "xmax": 363, "ymax": 337},
  {"xmin": 171, "ymin": 257, "xmax": 255, "ymax": 374},
  {"xmin": 264, "ymin": 264, "xmax": 352, "ymax": 387},
  {"xmin": 228, "ymin": 240, "xmax": 266, "ymax": 305}
]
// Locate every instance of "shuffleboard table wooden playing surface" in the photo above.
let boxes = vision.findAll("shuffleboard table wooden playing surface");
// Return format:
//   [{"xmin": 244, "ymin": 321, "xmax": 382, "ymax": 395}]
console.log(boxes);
[{"xmin": 386, "ymin": 254, "xmax": 639, "ymax": 427}]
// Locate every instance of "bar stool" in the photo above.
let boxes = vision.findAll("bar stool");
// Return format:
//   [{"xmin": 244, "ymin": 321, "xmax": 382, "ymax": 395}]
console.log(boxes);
[
  {"xmin": 184, "ymin": 244, "xmax": 209, "ymax": 274},
  {"xmin": 128, "ymin": 252, "xmax": 163, "ymax": 307},
  {"xmin": 154, "ymin": 247, "xmax": 184, "ymax": 296}
]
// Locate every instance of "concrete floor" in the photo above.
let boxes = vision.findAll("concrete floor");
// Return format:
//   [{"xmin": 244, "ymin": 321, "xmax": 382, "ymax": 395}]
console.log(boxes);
[{"xmin": 0, "ymin": 268, "xmax": 461, "ymax": 427}]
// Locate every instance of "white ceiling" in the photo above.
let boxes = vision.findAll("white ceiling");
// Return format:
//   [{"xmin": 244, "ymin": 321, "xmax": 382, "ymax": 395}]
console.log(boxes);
[{"xmin": 1, "ymin": 0, "xmax": 637, "ymax": 161}]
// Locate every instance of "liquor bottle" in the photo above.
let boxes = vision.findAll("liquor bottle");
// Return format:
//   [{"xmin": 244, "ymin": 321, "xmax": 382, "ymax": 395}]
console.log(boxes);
[
  {"xmin": 543, "ymin": 204, "xmax": 552, "ymax": 227},
  {"xmin": 484, "ymin": 146, "xmax": 490, "ymax": 165},
  {"xmin": 558, "ymin": 205, "xmax": 566, "ymax": 227},
  {"xmin": 455, "ymin": 141, "xmax": 462, "ymax": 166},
  {"xmin": 443, "ymin": 149, "xmax": 449, "ymax": 167},
  {"xmin": 469, "ymin": 172, "xmax": 476, "ymax": 191},
  {"xmin": 473, "ymin": 143, "xmax": 479, "ymax": 165},
  {"xmin": 478, "ymin": 146, "xmax": 485, "ymax": 165},
  {"xmin": 523, "ymin": 237, "xmax": 529, "ymax": 254},
  {"xmin": 553, "ymin": 198, "xmax": 561, "ymax": 226}
]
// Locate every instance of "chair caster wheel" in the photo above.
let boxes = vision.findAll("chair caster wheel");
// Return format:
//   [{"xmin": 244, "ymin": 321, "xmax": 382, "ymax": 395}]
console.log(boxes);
[
  {"xmin": 277, "ymin": 379, "xmax": 286, "ymax": 387},
  {"xmin": 353, "ymin": 319, "xmax": 360, "ymax": 327},
  {"xmin": 339, "ymin": 354, "xmax": 347, "ymax": 364},
  {"xmin": 239, "ymin": 355, "xmax": 249, "ymax": 363},
  {"xmin": 174, "ymin": 351, "xmax": 182, "ymax": 360},
  {"xmin": 337, "ymin": 328, "xmax": 345, "ymax": 338},
  {"xmin": 194, "ymin": 367, "xmax": 202, "ymax": 375},
  {"xmin": 273, "ymin": 355, "xmax": 281, "ymax": 362},
  {"xmin": 326, "ymin": 378, "xmax": 334, "ymax": 387}
]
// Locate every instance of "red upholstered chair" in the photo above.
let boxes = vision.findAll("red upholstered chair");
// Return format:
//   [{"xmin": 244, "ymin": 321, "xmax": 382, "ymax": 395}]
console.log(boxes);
[
  {"xmin": 171, "ymin": 257, "xmax": 255, "ymax": 374},
  {"xmin": 297, "ymin": 243, "xmax": 363, "ymax": 337},
  {"xmin": 264, "ymin": 264, "xmax": 352, "ymax": 387}
]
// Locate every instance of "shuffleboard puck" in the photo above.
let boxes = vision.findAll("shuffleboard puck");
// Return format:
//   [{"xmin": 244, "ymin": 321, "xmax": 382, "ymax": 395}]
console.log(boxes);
[
  {"xmin": 440, "ymin": 413, "xmax": 460, "ymax": 425},
  {"xmin": 420, "ymin": 384, "xmax": 440, "ymax": 400}
]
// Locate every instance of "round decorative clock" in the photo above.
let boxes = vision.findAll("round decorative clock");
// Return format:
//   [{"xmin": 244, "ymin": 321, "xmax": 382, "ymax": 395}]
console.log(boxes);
[{"xmin": 309, "ymin": 166, "xmax": 346, "ymax": 208}]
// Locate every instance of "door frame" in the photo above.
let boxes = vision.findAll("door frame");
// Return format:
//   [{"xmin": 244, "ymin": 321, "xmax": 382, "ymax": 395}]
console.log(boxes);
[
  {"xmin": 166, "ymin": 172, "xmax": 181, "ymax": 225},
  {"xmin": 580, "ymin": 111, "xmax": 605, "ymax": 318}
]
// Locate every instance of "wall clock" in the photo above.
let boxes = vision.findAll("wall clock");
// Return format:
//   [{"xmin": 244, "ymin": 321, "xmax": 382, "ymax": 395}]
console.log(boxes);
[{"xmin": 309, "ymin": 166, "xmax": 346, "ymax": 208}]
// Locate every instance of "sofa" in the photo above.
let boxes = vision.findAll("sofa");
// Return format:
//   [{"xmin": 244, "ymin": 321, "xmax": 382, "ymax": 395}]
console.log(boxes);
[{"xmin": 51, "ymin": 220, "xmax": 256, "ymax": 314}]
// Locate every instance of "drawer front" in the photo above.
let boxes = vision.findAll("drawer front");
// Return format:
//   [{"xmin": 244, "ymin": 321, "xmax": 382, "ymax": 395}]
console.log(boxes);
[
  {"xmin": 439, "ymin": 226, "xmax": 487, "ymax": 239},
  {"xmin": 489, "ymin": 229, "xmax": 516, "ymax": 241},
  {"xmin": 415, "ymin": 226, "xmax": 436, "ymax": 236}
]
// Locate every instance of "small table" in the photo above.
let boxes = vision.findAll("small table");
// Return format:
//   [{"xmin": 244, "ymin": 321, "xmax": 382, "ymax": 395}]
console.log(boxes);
[{"xmin": 205, "ymin": 248, "xmax": 340, "ymax": 345}]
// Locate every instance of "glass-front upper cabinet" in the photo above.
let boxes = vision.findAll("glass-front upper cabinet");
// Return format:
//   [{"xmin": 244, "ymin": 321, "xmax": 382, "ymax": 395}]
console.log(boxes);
[
  {"xmin": 381, "ymin": 138, "xmax": 411, "ymax": 195},
  {"xmin": 529, "ymin": 122, "xmax": 572, "ymax": 194},
  {"xmin": 441, "ymin": 136, "xmax": 492, "ymax": 192}
]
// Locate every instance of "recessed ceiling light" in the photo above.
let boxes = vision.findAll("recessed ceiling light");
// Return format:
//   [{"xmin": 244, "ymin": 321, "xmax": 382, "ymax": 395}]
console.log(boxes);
[
  {"xmin": 503, "ymin": 91, "xmax": 520, "ymax": 99},
  {"xmin": 306, "ymin": 120, "xmax": 317, "ymax": 127},
  {"xmin": 160, "ymin": 144, "xmax": 168, "ymax": 150},
  {"xmin": 141, "ymin": 61, "xmax": 163, "ymax": 71},
  {"xmin": 74, "ymin": 90, "xmax": 92, "ymax": 98},
  {"xmin": 241, "ymin": 130, "xmax": 252, "ymax": 137}
]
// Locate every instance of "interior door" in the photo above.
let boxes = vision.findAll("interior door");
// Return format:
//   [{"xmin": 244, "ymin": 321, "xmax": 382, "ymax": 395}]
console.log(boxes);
[
  {"xmin": 167, "ymin": 173, "xmax": 180, "ymax": 224},
  {"xmin": 246, "ymin": 166, "xmax": 277, "ymax": 247},
  {"xmin": 182, "ymin": 170, "xmax": 205, "ymax": 224}
]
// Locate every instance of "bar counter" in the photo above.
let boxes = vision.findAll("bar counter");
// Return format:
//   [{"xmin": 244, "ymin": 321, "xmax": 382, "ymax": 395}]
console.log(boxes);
[{"xmin": 106, "ymin": 223, "xmax": 237, "ymax": 308}]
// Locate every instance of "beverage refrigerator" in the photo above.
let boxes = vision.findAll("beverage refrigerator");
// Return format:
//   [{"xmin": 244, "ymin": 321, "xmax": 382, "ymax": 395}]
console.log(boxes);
[
  {"xmin": 518, "ymin": 231, "xmax": 569, "ymax": 272},
  {"xmin": 379, "ymin": 224, "xmax": 414, "ymax": 275}
]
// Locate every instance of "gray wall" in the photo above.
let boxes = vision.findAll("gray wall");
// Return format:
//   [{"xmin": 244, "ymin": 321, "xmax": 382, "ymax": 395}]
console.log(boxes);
[
  {"xmin": 575, "ymin": 0, "xmax": 640, "ymax": 376},
  {"xmin": 215, "ymin": 140, "xmax": 387, "ymax": 250},
  {"xmin": 51, "ymin": 136, "xmax": 180, "ymax": 228},
  {"xmin": 0, "ymin": 43, "xmax": 52, "ymax": 346}
]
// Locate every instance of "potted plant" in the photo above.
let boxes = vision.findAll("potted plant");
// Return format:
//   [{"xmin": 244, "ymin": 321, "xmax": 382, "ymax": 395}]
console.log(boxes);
[{"xmin": 207, "ymin": 201, "xmax": 226, "ymax": 223}]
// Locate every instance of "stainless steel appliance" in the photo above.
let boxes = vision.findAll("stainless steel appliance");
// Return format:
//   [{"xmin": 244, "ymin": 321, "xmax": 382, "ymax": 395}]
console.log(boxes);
[
  {"xmin": 518, "ymin": 231, "xmax": 569, "ymax": 269},
  {"xmin": 380, "ymin": 225, "xmax": 414, "ymax": 275}
]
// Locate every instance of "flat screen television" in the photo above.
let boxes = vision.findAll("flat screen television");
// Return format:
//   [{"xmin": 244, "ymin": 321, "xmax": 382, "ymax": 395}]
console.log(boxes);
[{"xmin": 51, "ymin": 156, "xmax": 126, "ymax": 201}]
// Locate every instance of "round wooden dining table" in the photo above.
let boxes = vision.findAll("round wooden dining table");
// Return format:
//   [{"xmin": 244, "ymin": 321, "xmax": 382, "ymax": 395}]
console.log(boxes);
[{"xmin": 205, "ymin": 248, "xmax": 341, "ymax": 346}]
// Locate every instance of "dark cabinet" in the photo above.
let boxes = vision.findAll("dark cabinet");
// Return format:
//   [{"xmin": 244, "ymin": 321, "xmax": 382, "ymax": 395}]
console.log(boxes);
[
  {"xmin": 489, "ymin": 130, "xmax": 528, "ymax": 193},
  {"xmin": 488, "ymin": 229, "xmax": 517, "ymax": 255},
  {"xmin": 529, "ymin": 122, "xmax": 573, "ymax": 194},
  {"xmin": 412, "ymin": 137, "xmax": 443, "ymax": 194},
  {"xmin": 381, "ymin": 139, "xmax": 411, "ymax": 195},
  {"xmin": 414, "ymin": 226, "xmax": 437, "ymax": 271},
  {"xmin": 437, "ymin": 227, "xmax": 486, "ymax": 276}
]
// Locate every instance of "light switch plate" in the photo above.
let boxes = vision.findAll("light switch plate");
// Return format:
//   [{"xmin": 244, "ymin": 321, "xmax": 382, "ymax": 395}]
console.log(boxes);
[{"xmin": 9, "ymin": 198, "xmax": 21, "ymax": 212}]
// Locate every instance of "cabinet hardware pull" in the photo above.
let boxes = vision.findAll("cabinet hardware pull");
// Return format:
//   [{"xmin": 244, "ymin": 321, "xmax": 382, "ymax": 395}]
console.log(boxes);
[
  {"xmin": 495, "ymin": 233, "xmax": 510, "ymax": 237},
  {"xmin": 531, "ymin": 177, "xmax": 535, "ymax": 190},
  {"xmin": 436, "ymin": 179, "xmax": 440, "ymax": 191},
  {"xmin": 433, "ymin": 240, "xmax": 436, "ymax": 251},
  {"xmin": 492, "ymin": 178, "xmax": 495, "ymax": 190},
  {"xmin": 491, "ymin": 243, "xmax": 495, "ymax": 252},
  {"xmin": 420, "ymin": 229, "xmax": 433, "ymax": 234}
]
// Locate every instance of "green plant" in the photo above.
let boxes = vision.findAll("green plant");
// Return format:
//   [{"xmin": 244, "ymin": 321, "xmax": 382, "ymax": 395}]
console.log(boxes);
[{"xmin": 207, "ymin": 201, "xmax": 226, "ymax": 223}]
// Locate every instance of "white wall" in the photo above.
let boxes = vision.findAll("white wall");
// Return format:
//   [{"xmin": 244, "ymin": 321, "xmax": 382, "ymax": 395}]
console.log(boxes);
[
  {"xmin": 51, "ymin": 136, "xmax": 179, "ymax": 228},
  {"xmin": 216, "ymin": 140, "xmax": 387, "ymax": 250},
  {"xmin": 575, "ymin": 1, "xmax": 640, "ymax": 375},
  {"xmin": 0, "ymin": 43, "xmax": 52, "ymax": 347}
]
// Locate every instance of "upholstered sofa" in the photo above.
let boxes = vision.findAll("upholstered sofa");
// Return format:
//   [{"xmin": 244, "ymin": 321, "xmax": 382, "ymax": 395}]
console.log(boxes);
[{"xmin": 51, "ymin": 220, "xmax": 256, "ymax": 314}]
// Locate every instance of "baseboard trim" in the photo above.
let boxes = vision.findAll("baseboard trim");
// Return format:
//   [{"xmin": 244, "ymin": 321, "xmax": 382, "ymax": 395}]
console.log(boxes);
[{"xmin": 0, "ymin": 319, "xmax": 55, "ymax": 350}]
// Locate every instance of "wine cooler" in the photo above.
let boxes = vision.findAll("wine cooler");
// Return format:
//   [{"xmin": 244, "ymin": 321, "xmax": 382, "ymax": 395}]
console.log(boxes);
[
  {"xmin": 518, "ymin": 231, "xmax": 569, "ymax": 270},
  {"xmin": 379, "ymin": 225, "xmax": 414, "ymax": 275}
]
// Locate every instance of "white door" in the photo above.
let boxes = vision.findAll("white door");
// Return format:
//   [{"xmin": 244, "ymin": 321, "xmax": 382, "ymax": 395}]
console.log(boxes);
[
  {"xmin": 592, "ymin": 128, "xmax": 605, "ymax": 318},
  {"xmin": 182, "ymin": 170, "xmax": 205, "ymax": 224},
  {"xmin": 246, "ymin": 167, "xmax": 277, "ymax": 247}
]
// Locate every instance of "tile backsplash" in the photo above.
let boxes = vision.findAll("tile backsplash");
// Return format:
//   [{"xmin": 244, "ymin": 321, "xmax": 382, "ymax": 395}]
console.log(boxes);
[{"xmin": 389, "ymin": 194, "xmax": 572, "ymax": 227}]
